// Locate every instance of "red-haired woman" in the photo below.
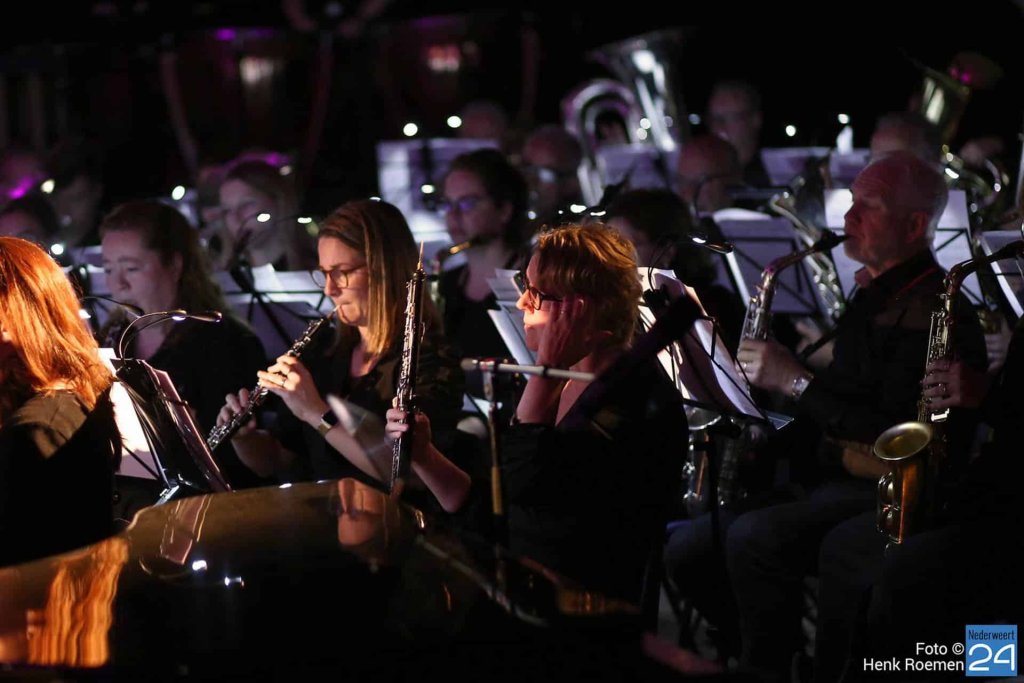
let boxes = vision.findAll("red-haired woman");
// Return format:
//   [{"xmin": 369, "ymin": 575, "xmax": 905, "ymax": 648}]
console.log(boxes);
[{"xmin": 0, "ymin": 237, "xmax": 121, "ymax": 567}]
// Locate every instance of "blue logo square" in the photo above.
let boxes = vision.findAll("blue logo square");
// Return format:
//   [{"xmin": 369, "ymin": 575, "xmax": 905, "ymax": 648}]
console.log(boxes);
[{"xmin": 966, "ymin": 625, "xmax": 1017, "ymax": 677}]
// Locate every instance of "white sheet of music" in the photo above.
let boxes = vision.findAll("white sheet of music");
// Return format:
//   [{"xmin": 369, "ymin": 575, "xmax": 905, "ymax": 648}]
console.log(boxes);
[
  {"xmin": 639, "ymin": 268, "xmax": 762, "ymax": 420},
  {"xmin": 487, "ymin": 268, "xmax": 536, "ymax": 365},
  {"xmin": 98, "ymin": 348, "xmax": 158, "ymax": 480}
]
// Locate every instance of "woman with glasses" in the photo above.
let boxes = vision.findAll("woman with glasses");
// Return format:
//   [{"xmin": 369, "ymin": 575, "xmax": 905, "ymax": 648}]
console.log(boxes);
[
  {"xmin": 99, "ymin": 200, "xmax": 268, "ymax": 490},
  {"xmin": 211, "ymin": 158, "xmax": 318, "ymax": 271},
  {"xmin": 385, "ymin": 222, "xmax": 686, "ymax": 608},
  {"xmin": 437, "ymin": 148, "xmax": 531, "ymax": 364},
  {"xmin": 217, "ymin": 199, "xmax": 466, "ymax": 492},
  {"xmin": 0, "ymin": 237, "xmax": 121, "ymax": 567}
]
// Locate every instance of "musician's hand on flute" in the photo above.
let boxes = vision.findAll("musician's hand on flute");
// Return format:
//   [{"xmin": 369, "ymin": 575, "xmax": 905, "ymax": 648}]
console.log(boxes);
[
  {"xmin": 258, "ymin": 355, "xmax": 328, "ymax": 426},
  {"xmin": 217, "ymin": 388, "xmax": 258, "ymax": 440},
  {"xmin": 736, "ymin": 338, "xmax": 805, "ymax": 395},
  {"xmin": 922, "ymin": 358, "xmax": 989, "ymax": 411}
]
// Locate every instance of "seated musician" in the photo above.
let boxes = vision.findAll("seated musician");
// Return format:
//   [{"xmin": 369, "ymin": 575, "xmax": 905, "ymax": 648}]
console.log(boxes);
[
  {"xmin": 217, "ymin": 199, "xmax": 466, "ymax": 495},
  {"xmin": 0, "ymin": 237, "xmax": 121, "ymax": 567},
  {"xmin": 384, "ymin": 223, "xmax": 688, "ymax": 610},
  {"xmin": 820, "ymin": 259, "xmax": 1024, "ymax": 682},
  {"xmin": 726, "ymin": 151, "xmax": 987, "ymax": 682},
  {"xmin": 98, "ymin": 200, "xmax": 268, "ymax": 489}
]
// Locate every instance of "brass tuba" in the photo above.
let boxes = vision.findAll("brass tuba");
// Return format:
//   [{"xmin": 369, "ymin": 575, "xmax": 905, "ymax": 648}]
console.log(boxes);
[
  {"xmin": 562, "ymin": 28, "xmax": 690, "ymax": 207},
  {"xmin": 768, "ymin": 190, "xmax": 848, "ymax": 322}
]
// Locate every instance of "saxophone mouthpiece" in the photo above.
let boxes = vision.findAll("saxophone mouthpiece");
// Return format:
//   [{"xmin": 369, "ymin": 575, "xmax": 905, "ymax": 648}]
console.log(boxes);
[
  {"xmin": 417, "ymin": 241, "xmax": 425, "ymax": 270},
  {"xmin": 817, "ymin": 229, "xmax": 849, "ymax": 250}
]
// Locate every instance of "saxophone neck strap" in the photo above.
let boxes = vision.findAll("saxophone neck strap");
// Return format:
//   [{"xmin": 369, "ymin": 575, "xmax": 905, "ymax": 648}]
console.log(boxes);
[{"xmin": 798, "ymin": 263, "xmax": 942, "ymax": 362}]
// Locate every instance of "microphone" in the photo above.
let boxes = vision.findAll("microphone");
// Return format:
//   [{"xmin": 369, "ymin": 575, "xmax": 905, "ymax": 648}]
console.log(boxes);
[{"xmin": 117, "ymin": 309, "xmax": 222, "ymax": 359}]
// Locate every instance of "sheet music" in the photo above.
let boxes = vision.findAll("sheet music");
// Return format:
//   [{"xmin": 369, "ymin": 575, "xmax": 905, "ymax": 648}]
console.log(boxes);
[
  {"xmin": 483, "ymin": 268, "xmax": 536, "ymax": 364},
  {"xmin": 828, "ymin": 148, "xmax": 870, "ymax": 187},
  {"xmin": 640, "ymin": 269, "xmax": 763, "ymax": 421},
  {"xmin": 980, "ymin": 230, "xmax": 1024, "ymax": 318},
  {"xmin": 98, "ymin": 348, "xmax": 158, "ymax": 480},
  {"xmin": 760, "ymin": 147, "xmax": 831, "ymax": 187},
  {"xmin": 713, "ymin": 214, "xmax": 829, "ymax": 316}
]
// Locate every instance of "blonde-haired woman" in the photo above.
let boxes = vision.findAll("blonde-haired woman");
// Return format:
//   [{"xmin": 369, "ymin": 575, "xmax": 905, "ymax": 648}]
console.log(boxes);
[{"xmin": 218, "ymin": 199, "xmax": 465, "ymax": 489}]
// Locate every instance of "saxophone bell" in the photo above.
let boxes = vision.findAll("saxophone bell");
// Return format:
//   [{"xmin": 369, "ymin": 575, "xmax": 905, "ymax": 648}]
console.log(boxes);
[{"xmin": 874, "ymin": 420, "xmax": 936, "ymax": 549}]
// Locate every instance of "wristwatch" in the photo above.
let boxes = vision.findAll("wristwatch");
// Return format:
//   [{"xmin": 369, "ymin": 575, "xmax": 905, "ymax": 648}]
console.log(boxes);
[
  {"xmin": 791, "ymin": 373, "xmax": 813, "ymax": 400},
  {"xmin": 316, "ymin": 409, "xmax": 340, "ymax": 437}
]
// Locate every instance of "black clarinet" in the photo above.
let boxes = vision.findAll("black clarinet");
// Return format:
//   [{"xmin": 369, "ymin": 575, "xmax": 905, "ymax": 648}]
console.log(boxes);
[
  {"xmin": 389, "ymin": 255, "xmax": 427, "ymax": 493},
  {"xmin": 206, "ymin": 311, "xmax": 334, "ymax": 451}
]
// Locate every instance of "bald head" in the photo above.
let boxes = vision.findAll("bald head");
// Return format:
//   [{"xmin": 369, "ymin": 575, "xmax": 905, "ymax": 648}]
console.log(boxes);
[
  {"xmin": 869, "ymin": 112, "xmax": 941, "ymax": 164},
  {"xmin": 676, "ymin": 135, "xmax": 742, "ymax": 213},
  {"xmin": 855, "ymin": 150, "xmax": 948, "ymax": 235}
]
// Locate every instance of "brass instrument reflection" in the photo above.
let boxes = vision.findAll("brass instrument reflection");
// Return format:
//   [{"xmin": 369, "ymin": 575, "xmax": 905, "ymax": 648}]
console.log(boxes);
[{"xmin": 0, "ymin": 537, "xmax": 130, "ymax": 668}]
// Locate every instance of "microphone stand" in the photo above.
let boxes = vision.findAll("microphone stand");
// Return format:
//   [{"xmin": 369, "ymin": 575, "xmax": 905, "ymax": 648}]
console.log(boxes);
[
  {"xmin": 480, "ymin": 367, "xmax": 507, "ymax": 547},
  {"xmin": 463, "ymin": 358, "xmax": 596, "ymax": 549},
  {"xmin": 226, "ymin": 216, "xmax": 294, "ymax": 351}
]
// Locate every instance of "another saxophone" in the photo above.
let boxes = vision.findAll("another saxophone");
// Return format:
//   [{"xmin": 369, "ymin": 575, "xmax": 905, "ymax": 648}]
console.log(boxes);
[
  {"xmin": 206, "ymin": 310, "xmax": 335, "ymax": 452},
  {"xmin": 740, "ymin": 229, "xmax": 849, "ymax": 343},
  {"xmin": 712, "ymin": 229, "xmax": 848, "ymax": 506},
  {"xmin": 389, "ymin": 250, "xmax": 428, "ymax": 493},
  {"xmin": 874, "ymin": 239, "xmax": 1024, "ymax": 549}
]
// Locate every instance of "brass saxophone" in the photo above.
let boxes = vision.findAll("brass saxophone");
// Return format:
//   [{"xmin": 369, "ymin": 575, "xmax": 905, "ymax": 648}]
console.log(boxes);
[
  {"xmin": 740, "ymin": 229, "xmax": 849, "ymax": 343},
  {"xmin": 874, "ymin": 239, "xmax": 1024, "ymax": 549},
  {"xmin": 389, "ymin": 250, "xmax": 428, "ymax": 493},
  {"xmin": 206, "ymin": 310, "xmax": 335, "ymax": 451},
  {"xmin": 711, "ymin": 229, "xmax": 849, "ymax": 506}
]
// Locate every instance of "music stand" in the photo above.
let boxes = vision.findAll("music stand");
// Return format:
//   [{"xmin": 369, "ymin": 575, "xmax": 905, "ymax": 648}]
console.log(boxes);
[
  {"xmin": 376, "ymin": 137, "xmax": 498, "ymax": 216},
  {"xmin": 760, "ymin": 147, "xmax": 832, "ymax": 188},
  {"xmin": 594, "ymin": 142, "xmax": 677, "ymax": 197},
  {"xmin": 823, "ymin": 189, "xmax": 982, "ymax": 303},
  {"xmin": 712, "ymin": 212, "xmax": 833, "ymax": 318},
  {"xmin": 486, "ymin": 269, "xmax": 536, "ymax": 365},
  {"xmin": 216, "ymin": 266, "xmax": 331, "ymax": 360},
  {"xmin": 639, "ymin": 269, "xmax": 789, "ymax": 430},
  {"xmin": 827, "ymin": 148, "xmax": 870, "ymax": 188},
  {"xmin": 980, "ymin": 229, "xmax": 1024, "ymax": 319},
  {"xmin": 113, "ymin": 358, "xmax": 231, "ymax": 504}
]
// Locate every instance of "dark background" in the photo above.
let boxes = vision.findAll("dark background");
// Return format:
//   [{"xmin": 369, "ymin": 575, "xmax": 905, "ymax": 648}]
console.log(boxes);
[{"xmin": 3, "ymin": 2, "xmax": 1023, "ymax": 216}]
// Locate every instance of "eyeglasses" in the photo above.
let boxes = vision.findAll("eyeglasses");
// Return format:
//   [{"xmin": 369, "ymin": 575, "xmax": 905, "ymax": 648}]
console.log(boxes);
[
  {"xmin": 311, "ymin": 263, "xmax": 366, "ymax": 288},
  {"xmin": 513, "ymin": 270, "xmax": 562, "ymax": 310},
  {"xmin": 437, "ymin": 194, "xmax": 489, "ymax": 215}
]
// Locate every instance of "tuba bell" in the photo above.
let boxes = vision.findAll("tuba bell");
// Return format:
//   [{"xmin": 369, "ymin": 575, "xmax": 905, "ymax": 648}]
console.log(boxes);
[{"xmin": 562, "ymin": 28, "xmax": 690, "ymax": 207}]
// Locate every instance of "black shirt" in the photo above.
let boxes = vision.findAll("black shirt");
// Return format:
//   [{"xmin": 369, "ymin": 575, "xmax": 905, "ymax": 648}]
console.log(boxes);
[
  {"xmin": 147, "ymin": 315, "xmax": 269, "ymax": 488},
  {"xmin": 797, "ymin": 250, "xmax": 987, "ymax": 473},
  {"xmin": 0, "ymin": 390, "xmax": 119, "ymax": 567},
  {"xmin": 492, "ymin": 358, "xmax": 687, "ymax": 604},
  {"xmin": 276, "ymin": 327, "xmax": 466, "ymax": 487}
]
